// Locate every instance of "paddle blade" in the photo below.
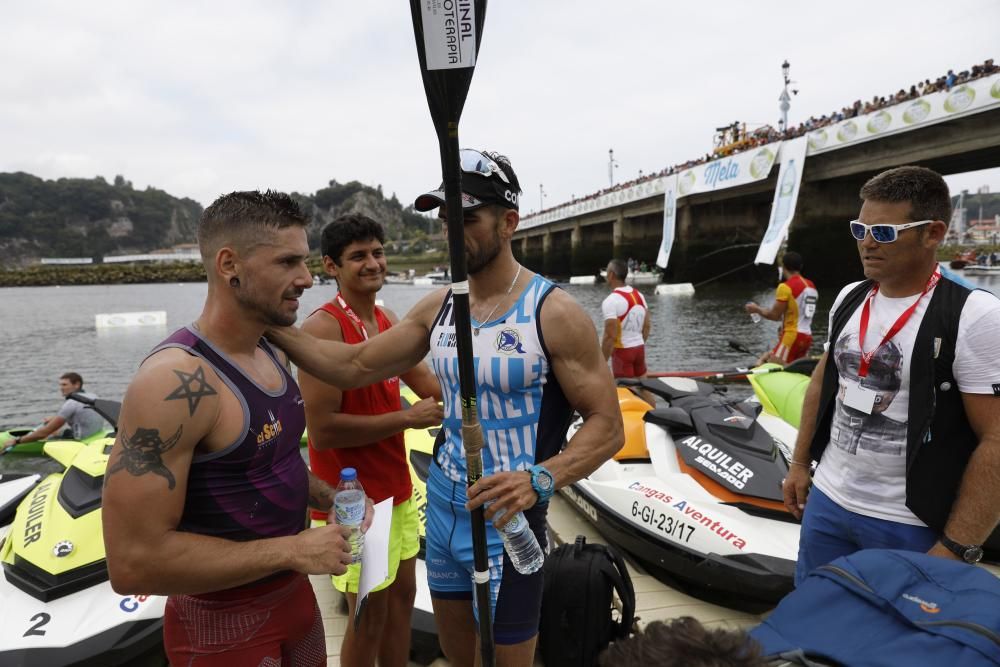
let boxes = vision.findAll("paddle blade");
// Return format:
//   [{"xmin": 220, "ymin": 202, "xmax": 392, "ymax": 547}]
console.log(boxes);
[{"xmin": 409, "ymin": 1, "xmax": 488, "ymax": 132}]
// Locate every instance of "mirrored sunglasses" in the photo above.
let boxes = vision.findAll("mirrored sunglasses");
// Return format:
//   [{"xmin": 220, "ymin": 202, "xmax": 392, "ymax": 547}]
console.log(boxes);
[
  {"xmin": 849, "ymin": 219, "xmax": 933, "ymax": 243},
  {"xmin": 460, "ymin": 149, "xmax": 510, "ymax": 184}
]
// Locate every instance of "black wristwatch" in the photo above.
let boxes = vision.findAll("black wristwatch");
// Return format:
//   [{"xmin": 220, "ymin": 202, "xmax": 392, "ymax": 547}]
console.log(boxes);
[{"xmin": 939, "ymin": 534, "xmax": 984, "ymax": 564}]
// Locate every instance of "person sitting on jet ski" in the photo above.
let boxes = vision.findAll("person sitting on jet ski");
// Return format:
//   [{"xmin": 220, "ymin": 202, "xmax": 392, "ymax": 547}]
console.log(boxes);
[{"xmin": 3, "ymin": 372, "xmax": 105, "ymax": 448}]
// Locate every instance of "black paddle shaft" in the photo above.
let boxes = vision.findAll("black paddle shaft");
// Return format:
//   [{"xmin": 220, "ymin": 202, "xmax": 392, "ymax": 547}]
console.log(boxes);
[{"xmin": 408, "ymin": 3, "xmax": 494, "ymax": 665}]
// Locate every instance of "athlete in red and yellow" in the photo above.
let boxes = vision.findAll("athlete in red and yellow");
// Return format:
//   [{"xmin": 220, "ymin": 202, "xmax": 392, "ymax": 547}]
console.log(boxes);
[{"xmin": 745, "ymin": 251, "xmax": 819, "ymax": 364}]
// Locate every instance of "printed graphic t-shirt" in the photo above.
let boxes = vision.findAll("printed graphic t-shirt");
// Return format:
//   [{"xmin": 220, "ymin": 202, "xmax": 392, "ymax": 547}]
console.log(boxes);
[
  {"xmin": 601, "ymin": 287, "xmax": 648, "ymax": 349},
  {"xmin": 813, "ymin": 280, "xmax": 1000, "ymax": 524}
]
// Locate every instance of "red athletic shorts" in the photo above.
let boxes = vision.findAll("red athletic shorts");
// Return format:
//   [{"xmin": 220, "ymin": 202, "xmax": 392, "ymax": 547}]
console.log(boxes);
[
  {"xmin": 772, "ymin": 333, "xmax": 813, "ymax": 364},
  {"xmin": 612, "ymin": 345, "xmax": 647, "ymax": 378},
  {"xmin": 163, "ymin": 572, "xmax": 325, "ymax": 666}
]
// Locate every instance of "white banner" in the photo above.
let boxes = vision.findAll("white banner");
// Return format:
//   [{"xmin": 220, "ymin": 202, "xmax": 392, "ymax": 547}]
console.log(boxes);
[
  {"xmin": 419, "ymin": 0, "xmax": 477, "ymax": 70},
  {"xmin": 806, "ymin": 72, "xmax": 1000, "ymax": 154},
  {"xmin": 675, "ymin": 144, "xmax": 780, "ymax": 197},
  {"xmin": 755, "ymin": 137, "xmax": 808, "ymax": 265},
  {"xmin": 656, "ymin": 174, "xmax": 679, "ymax": 268}
]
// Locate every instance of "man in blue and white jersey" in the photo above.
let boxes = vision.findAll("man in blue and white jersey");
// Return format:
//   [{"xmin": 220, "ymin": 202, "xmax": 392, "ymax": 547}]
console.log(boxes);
[{"xmin": 268, "ymin": 150, "xmax": 624, "ymax": 667}]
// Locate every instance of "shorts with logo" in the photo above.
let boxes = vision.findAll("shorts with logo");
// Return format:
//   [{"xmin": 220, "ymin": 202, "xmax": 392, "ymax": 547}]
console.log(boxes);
[
  {"xmin": 772, "ymin": 333, "xmax": 813, "ymax": 364},
  {"xmin": 612, "ymin": 345, "xmax": 647, "ymax": 378},
  {"xmin": 311, "ymin": 496, "xmax": 420, "ymax": 594},
  {"xmin": 425, "ymin": 464, "xmax": 548, "ymax": 645},
  {"xmin": 163, "ymin": 571, "xmax": 325, "ymax": 666}
]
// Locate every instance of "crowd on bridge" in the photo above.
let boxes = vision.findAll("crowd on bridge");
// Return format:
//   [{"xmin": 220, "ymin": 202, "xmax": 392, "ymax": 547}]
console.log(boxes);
[{"xmin": 528, "ymin": 58, "xmax": 998, "ymax": 220}]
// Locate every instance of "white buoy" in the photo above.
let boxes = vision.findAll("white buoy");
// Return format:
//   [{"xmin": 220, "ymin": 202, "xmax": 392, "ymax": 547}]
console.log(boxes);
[
  {"xmin": 95, "ymin": 311, "xmax": 168, "ymax": 329},
  {"xmin": 568, "ymin": 275, "xmax": 597, "ymax": 285},
  {"xmin": 654, "ymin": 283, "xmax": 695, "ymax": 296}
]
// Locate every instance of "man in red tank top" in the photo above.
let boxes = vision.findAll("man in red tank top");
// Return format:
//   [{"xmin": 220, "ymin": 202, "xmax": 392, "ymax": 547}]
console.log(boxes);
[{"xmin": 299, "ymin": 214, "xmax": 442, "ymax": 667}]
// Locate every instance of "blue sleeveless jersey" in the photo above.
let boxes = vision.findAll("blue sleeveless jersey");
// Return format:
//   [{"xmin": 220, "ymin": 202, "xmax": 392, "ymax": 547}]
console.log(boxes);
[{"xmin": 429, "ymin": 275, "xmax": 573, "ymax": 482}]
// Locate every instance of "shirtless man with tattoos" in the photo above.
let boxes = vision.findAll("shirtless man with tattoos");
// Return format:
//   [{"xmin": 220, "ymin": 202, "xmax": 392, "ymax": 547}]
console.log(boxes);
[{"xmin": 102, "ymin": 191, "xmax": 368, "ymax": 667}]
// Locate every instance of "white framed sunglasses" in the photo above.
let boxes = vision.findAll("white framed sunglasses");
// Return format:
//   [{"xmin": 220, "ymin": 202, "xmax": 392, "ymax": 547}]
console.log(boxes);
[{"xmin": 849, "ymin": 219, "xmax": 934, "ymax": 243}]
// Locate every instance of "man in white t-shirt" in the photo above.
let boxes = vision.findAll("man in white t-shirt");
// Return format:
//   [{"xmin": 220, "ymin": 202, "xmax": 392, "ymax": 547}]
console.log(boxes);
[
  {"xmin": 601, "ymin": 258, "xmax": 653, "ymax": 405},
  {"xmin": 782, "ymin": 166, "xmax": 1000, "ymax": 585},
  {"xmin": 2, "ymin": 372, "xmax": 106, "ymax": 450}
]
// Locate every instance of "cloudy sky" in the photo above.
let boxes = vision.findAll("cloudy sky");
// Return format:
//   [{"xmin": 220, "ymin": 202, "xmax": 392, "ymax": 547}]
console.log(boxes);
[{"xmin": 2, "ymin": 1, "xmax": 998, "ymax": 215}]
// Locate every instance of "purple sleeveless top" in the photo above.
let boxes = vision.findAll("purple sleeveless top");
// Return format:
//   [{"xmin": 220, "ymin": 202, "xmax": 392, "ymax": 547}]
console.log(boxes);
[{"xmin": 148, "ymin": 326, "xmax": 308, "ymax": 541}]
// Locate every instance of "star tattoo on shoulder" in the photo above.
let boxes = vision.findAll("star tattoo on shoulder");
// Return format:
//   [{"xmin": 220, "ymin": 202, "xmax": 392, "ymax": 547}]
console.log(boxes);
[
  {"xmin": 165, "ymin": 366, "xmax": 218, "ymax": 416},
  {"xmin": 106, "ymin": 425, "xmax": 183, "ymax": 490}
]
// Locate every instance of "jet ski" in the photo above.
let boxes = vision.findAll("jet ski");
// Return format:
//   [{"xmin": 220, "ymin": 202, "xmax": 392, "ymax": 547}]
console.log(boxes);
[
  {"xmin": 561, "ymin": 375, "xmax": 801, "ymax": 610},
  {"xmin": 0, "ymin": 395, "xmax": 167, "ymax": 667}
]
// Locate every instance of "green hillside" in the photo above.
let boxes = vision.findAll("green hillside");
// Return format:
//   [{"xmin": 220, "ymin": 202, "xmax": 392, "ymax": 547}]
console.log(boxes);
[{"xmin": 0, "ymin": 173, "xmax": 440, "ymax": 265}]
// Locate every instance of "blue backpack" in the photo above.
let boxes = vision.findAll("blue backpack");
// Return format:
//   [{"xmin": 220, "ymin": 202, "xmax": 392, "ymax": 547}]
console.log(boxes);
[{"xmin": 750, "ymin": 549, "xmax": 1000, "ymax": 666}]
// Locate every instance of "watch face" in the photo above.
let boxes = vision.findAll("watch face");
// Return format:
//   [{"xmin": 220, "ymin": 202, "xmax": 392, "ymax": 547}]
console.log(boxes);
[
  {"xmin": 964, "ymin": 546, "xmax": 985, "ymax": 563},
  {"xmin": 533, "ymin": 468, "xmax": 553, "ymax": 492}
]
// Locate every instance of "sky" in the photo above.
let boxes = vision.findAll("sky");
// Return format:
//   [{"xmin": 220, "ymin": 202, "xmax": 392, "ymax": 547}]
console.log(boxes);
[{"xmin": 2, "ymin": 1, "xmax": 998, "ymax": 216}]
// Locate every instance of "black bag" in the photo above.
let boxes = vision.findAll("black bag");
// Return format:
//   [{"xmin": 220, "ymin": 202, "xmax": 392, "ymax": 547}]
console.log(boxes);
[{"xmin": 539, "ymin": 535, "xmax": 636, "ymax": 667}]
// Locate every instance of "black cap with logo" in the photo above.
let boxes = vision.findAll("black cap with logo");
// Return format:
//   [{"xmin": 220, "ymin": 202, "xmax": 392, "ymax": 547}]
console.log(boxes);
[{"xmin": 414, "ymin": 149, "xmax": 520, "ymax": 212}]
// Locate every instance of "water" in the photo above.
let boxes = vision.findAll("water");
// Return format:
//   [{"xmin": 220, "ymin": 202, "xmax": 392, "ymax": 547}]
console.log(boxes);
[
  {"xmin": 493, "ymin": 508, "xmax": 544, "ymax": 575},
  {"xmin": 334, "ymin": 468, "xmax": 366, "ymax": 563}
]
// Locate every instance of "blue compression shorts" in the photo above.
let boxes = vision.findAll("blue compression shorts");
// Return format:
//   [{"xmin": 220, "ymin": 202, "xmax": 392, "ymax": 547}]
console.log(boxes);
[{"xmin": 425, "ymin": 464, "xmax": 549, "ymax": 645}]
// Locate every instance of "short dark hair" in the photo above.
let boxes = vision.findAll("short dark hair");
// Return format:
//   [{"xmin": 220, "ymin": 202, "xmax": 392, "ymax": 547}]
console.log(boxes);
[
  {"xmin": 197, "ymin": 190, "xmax": 309, "ymax": 261},
  {"xmin": 321, "ymin": 214, "xmax": 386, "ymax": 265},
  {"xmin": 859, "ymin": 166, "xmax": 952, "ymax": 223},
  {"xmin": 608, "ymin": 258, "xmax": 629, "ymax": 280},
  {"xmin": 781, "ymin": 251, "xmax": 803, "ymax": 272},
  {"xmin": 598, "ymin": 618, "xmax": 766, "ymax": 667},
  {"xmin": 60, "ymin": 372, "xmax": 83, "ymax": 387}
]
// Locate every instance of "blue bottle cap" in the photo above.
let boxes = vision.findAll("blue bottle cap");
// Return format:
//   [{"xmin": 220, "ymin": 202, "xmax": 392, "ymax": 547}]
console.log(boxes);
[{"xmin": 340, "ymin": 467, "xmax": 357, "ymax": 481}]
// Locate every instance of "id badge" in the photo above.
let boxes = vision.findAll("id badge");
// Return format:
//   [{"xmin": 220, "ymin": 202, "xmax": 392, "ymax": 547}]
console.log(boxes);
[{"xmin": 844, "ymin": 382, "xmax": 877, "ymax": 414}]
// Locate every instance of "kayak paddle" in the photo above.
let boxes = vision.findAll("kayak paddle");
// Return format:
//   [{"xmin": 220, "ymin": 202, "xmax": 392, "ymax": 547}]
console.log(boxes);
[{"xmin": 408, "ymin": 3, "xmax": 494, "ymax": 665}]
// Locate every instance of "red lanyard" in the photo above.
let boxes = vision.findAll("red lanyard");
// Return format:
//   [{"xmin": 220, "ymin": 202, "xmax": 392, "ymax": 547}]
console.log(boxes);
[
  {"xmin": 857, "ymin": 269, "xmax": 940, "ymax": 377},
  {"xmin": 336, "ymin": 293, "xmax": 369, "ymax": 341}
]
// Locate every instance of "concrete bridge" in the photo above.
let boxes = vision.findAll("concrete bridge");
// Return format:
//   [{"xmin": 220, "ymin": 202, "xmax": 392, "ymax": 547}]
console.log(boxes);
[{"xmin": 512, "ymin": 80, "xmax": 1000, "ymax": 287}]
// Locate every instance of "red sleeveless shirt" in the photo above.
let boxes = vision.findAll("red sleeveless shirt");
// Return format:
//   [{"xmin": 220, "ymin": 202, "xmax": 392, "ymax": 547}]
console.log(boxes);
[{"xmin": 307, "ymin": 300, "xmax": 410, "ymax": 520}]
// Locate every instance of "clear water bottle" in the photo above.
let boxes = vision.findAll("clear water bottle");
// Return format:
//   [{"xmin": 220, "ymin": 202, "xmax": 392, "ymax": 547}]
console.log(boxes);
[
  {"xmin": 333, "ymin": 468, "xmax": 366, "ymax": 564},
  {"xmin": 489, "ymin": 503, "xmax": 544, "ymax": 575},
  {"xmin": 746, "ymin": 303, "xmax": 762, "ymax": 324}
]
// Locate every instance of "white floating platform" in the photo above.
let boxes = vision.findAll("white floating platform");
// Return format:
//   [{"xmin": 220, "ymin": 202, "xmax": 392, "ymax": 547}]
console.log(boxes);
[
  {"xmin": 655, "ymin": 282, "xmax": 695, "ymax": 295},
  {"xmin": 569, "ymin": 275, "xmax": 597, "ymax": 285},
  {"xmin": 95, "ymin": 310, "xmax": 167, "ymax": 328},
  {"xmin": 412, "ymin": 277, "xmax": 435, "ymax": 286}
]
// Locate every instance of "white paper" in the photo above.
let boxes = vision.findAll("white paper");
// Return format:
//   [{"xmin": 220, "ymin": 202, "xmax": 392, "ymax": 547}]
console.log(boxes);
[
  {"xmin": 844, "ymin": 383, "xmax": 876, "ymax": 414},
  {"xmin": 355, "ymin": 497, "xmax": 394, "ymax": 620}
]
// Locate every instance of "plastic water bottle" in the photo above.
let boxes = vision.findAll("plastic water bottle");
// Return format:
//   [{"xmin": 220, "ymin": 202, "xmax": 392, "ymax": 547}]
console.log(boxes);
[
  {"xmin": 488, "ymin": 503, "xmax": 544, "ymax": 574},
  {"xmin": 334, "ymin": 468, "xmax": 366, "ymax": 564},
  {"xmin": 747, "ymin": 304, "xmax": 762, "ymax": 324}
]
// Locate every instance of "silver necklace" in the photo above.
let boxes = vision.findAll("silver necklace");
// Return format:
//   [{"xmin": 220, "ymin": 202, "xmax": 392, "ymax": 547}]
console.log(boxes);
[{"xmin": 473, "ymin": 264, "xmax": 522, "ymax": 336}]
